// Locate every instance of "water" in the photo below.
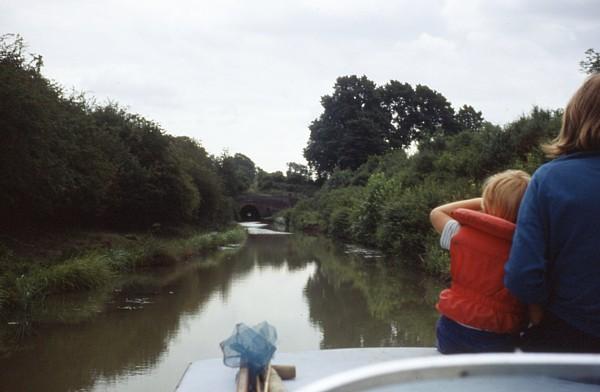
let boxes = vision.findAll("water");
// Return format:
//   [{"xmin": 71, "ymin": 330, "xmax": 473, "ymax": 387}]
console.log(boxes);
[{"xmin": 0, "ymin": 231, "xmax": 443, "ymax": 391}]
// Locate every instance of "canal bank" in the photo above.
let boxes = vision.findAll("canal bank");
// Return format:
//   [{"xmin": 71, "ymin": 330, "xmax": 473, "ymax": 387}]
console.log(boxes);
[{"xmin": 0, "ymin": 226, "xmax": 246, "ymax": 328}]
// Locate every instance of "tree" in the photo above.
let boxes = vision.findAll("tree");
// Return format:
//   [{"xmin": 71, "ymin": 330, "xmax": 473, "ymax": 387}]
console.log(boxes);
[
  {"xmin": 380, "ymin": 81, "xmax": 418, "ymax": 149},
  {"xmin": 286, "ymin": 162, "xmax": 311, "ymax": 184},
  {"xmin": 412, "ymin": 84, "xmax": 458, "ymax": 138},
  {"xmin": 217, "ymin": 152, "xmax": 256, "ymax": 196},
  {"xmin": 0, "ymin": 35, "xmax": 235, "ymax": 230},
  {"xmin": 580, "ymin": 48, "xmax": 600, "ymax": 74},
  {"xmin": 304, "ymin": 75, "xmax": 390, "ymax": 177},
  {"xmin": 169, "ymin": 136, "xmax": 232, "ymax": 225},
  {"xmin": 93, "ymin": 105, "xmax": 199, "ymax": 226},
  {"xmin": 455, "ymin": 105, "xmax": 484, "ymax": 131},
  {"xmin": 380, "ymin": 81, "xmax": 459, "ymax": 146}
]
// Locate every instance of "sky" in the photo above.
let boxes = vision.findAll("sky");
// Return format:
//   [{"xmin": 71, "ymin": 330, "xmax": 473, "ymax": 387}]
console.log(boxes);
[{"xmin": 2, "ymin": 0, "xmax": 599, "ymax": 172}]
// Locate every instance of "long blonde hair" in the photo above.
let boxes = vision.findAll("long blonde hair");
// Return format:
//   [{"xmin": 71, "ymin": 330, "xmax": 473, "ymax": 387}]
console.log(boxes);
[{"xmin": 543, "ymin": 73, "xmax": 600, "ymax": 158}]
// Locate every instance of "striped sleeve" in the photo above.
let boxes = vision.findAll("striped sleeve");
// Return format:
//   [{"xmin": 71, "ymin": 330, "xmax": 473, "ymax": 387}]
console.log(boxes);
[{"xmin": 440, "ymin": 219, "xmax": 460, "ymax": 250}]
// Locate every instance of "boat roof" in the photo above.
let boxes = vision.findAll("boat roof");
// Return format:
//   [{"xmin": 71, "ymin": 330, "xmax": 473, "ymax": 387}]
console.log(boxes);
[
  {"xmin": 174, "ymin": 347, "xmax": 437, "ymax": 391},
  {"xmin": 175, "ymin": 348, "xmax": 600, "ymax": 392}
]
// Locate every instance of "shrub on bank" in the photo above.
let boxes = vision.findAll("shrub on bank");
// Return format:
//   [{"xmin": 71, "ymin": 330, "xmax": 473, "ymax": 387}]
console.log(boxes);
[
  {"xmin": 421, "ymin": 233, "xmax": 451, "ymax": 278},
  {"xmin": 328, "ymin": 207, "xmax": 353, "ymax": 240}
]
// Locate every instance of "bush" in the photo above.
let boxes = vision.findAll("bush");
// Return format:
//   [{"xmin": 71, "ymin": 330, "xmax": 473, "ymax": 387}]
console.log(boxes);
[
  {"xmin": 421, "ymin": 234, "xmax": 450, "ymax": 277},
  {"xmin": 376, "ymin": 178, "xmax": 476, "ymax": 256},
  {"xmin": 290, "ymin": 210, "xmax": 326, "ymax": 233},
  {"xmin": 328, "ymin": 207, "xmax": 353, "ymax": 240}
]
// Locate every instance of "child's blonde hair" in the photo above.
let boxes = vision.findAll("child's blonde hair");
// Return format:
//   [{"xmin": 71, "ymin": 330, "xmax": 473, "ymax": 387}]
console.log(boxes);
[
  {"xmin": 482, "ymin": 170, "xmax": 531, "ymax": 223},
  {"xmin": 543, "ymin": 73, "xmax": 600, "ymax": 158}
]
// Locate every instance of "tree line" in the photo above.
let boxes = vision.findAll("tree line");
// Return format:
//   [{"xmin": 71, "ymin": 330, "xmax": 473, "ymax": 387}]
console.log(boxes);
[
  {"xmin": 288, "ymin": 49, "xmax": 600, "ymax": 274},
  {"xmin": 0, "ymin": 36, "xmax": 290, "ymax": 232}
]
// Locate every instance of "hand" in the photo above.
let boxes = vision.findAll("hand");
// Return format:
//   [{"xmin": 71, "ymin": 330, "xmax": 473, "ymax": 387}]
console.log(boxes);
[{"xmin": 528, "ymin": 304, "xmax": 544, "ymax": 326}]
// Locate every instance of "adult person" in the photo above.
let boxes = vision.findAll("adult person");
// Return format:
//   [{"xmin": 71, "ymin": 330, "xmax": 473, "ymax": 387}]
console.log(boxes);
[{"xmin": 504, "ymin": 73, "xmax": 600, "ymax": 352}]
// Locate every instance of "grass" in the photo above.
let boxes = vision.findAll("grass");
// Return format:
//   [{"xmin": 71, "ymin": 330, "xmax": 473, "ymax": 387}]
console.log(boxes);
[{"xmin": 0, "ymin": 226, "xmax": 247, "ymax": 318}]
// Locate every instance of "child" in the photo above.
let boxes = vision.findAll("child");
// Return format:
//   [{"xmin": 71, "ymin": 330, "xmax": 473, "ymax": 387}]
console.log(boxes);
[{"xmin": 430, "ymin": 170, "xmax": 530, "ymax": 354}]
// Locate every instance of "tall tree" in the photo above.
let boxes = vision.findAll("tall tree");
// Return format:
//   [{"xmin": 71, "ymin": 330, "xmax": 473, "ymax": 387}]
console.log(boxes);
[
  {"xmin": 304, "ymin": 75, "xmax": 482, "ymax": 178},
  {"xmin": 380, "ymin": 81, "xmax": 418, "ymax": 149},
  {"xmin": 304, "ymin": 75, "xmax": 389, "ymax": 177},
  {"xmin": 412, "ymin": 84, "xmax": 458, "ymax": 138}
]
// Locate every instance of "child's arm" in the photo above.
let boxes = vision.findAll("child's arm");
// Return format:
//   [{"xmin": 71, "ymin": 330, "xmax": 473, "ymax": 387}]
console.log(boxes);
[{"xmin": 430, "ymin": 198, "xmax": 483, "ymax": 234}]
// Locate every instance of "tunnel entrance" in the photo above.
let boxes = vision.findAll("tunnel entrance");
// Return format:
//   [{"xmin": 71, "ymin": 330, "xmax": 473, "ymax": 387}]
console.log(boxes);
[{"xmin": 240, "ymin": 205, "xmax": 261, "ymax": 221}]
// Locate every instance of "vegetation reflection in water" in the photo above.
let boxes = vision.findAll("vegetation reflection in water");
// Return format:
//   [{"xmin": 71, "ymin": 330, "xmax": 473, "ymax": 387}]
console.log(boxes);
[{"xmin": 0, "ymin": 233, "xmax": 443, "ymax": 392}]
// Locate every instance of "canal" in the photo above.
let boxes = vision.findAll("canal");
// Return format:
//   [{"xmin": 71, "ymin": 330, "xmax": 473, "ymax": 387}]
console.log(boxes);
[{"xmin": 0, "ymin": 228, "xmax": 443, "ymax": 391}]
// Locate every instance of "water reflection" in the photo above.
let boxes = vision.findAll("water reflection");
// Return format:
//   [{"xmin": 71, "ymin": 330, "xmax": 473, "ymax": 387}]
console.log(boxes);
[
  {"xmin": 306, "ymin": 252, "xmax": 440, "ymax": 348},
  {"xmin": 0, "ymin": 233, "xmax": 442, "ymax": 392}
]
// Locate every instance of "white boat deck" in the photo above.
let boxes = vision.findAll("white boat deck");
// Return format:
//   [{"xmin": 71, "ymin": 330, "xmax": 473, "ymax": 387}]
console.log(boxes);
[{"xmin": 174, "ymin": 347, "xmax": 438, "ymax": 391}]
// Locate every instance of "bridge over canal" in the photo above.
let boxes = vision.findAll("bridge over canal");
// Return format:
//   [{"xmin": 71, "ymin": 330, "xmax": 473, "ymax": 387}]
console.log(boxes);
[{"xmin": 235, "ymin": 193, "xmax": 296, "ymax": 221}]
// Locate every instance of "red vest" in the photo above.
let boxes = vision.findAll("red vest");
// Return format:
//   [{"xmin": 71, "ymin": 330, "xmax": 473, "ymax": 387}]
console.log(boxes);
[{"xmin": 436, "ymin": 208, "xmax": 526, "ymax": 334}]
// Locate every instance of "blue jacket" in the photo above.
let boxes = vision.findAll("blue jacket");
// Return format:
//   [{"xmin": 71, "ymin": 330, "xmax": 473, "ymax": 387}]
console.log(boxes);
[{"xmin": 505, "ymin": 152, "xmax": 600, "ymax": 337}]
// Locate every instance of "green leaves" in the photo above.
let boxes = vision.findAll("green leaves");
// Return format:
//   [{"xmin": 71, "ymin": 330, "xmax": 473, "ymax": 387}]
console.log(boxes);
[
  {"xmin": 580, "ymin": 48, "xmax": 600, "ymax": 75},
  {"xmin": 304, "ymin": 75, "xmax": 389, "ymax": 177},
  {"xmin": 0, "ymin": 36, "xmax": 232, "ymax": 230},
  {"xmin": 304, "ymin": 75, "xmax": 473, "ymax": 178},
  {"xmin": 291, "ymin": 107, "xmax": 561, "ymax": 276}
]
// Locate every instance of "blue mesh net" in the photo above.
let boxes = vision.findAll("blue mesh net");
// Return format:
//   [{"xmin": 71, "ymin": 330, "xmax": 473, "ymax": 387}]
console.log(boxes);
[{"xmin": 220, "ymin": 321, "xmax": 277, "ymax": 375}]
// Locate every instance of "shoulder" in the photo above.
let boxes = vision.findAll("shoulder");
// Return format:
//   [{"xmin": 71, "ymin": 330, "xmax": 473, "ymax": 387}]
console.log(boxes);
[
  {"xmin": 535, "ymin": 152, "xmax": 600, "ymax": 176},
  {"xmin": 531, "ymin": 152, "xmax": 600, "ymax": 191}
]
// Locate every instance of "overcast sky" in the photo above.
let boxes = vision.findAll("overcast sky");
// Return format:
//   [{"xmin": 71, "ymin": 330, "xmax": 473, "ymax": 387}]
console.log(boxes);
[{"xmin": 2, "ymin": 0, "xmax": 599, "ymax": 171}]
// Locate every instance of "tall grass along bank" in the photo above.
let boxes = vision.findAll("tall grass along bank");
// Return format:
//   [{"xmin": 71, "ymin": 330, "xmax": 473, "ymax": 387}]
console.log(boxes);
[{"xmin": 0, "ymin": 227, "xmax": 246, "ymax": 318}]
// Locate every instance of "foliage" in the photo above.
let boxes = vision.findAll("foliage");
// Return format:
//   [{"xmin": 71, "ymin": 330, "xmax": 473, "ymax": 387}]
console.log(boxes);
[
  {"xmin": 0, "ymin": 35, "xmax": 233, "ymax": 231},
  {"xmin": 285, "ymin": 162, "xmax": 312, "ymax": 184},
  {"xmin": 290, "ymin": 107, "xmax": 562, "ymax": 276},
  {"xmin": 328, "ymin": 207, "xmax": 353, "ymax": 240},
  {"xmin": 304, "ymin": 75, "xmax": 389, "ymax": 177},
  {"xmin": 580, "ymin": 48, "xmax": 600, "ymax": 74},
  {"xmin": 217, "ymin": 152, "xmax": 256, "ymax": 196},
  {"xmin": 256, "ymin": 163, "xmax": 318, "ymax": 196},
  {"xmin": 303, "ymin": 75, "xmax": 477, "ymax": 177},
  {"xmin": 455, "ymin": 105, "xmax": 484, "ymax": 131},
  {"xmin": 421, "ymin": 233, "xmax": 451, "ymax": 277}
]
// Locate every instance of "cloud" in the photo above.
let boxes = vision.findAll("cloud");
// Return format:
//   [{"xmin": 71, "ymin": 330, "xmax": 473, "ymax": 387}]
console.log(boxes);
[{"xmin": 2, "ymin": 0, "xmax": 599, "ymax": 171}]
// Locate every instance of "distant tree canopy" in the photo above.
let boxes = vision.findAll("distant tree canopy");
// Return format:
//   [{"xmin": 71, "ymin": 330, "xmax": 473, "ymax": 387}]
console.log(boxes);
[
  {"xmin": 217, "ymin": 153, "xmax": 257, "ymax": 196},
  {"xmin": 303, "ymin": 75, "xmax": 479, "ymax": 177},
  {"xmin": 255, "ymin": 162, "xmax": 317, "ymax": 195},
  {"xmin": 0, "ymin": 35, "xmax": 233, "ymax": 230},
  {"xmin": 286, "ymin": 162, "xmax": 312, "ymax": 184},
  {"xmin": 580, "ymin": 48, "xmax": 600, "ymax": 74}
]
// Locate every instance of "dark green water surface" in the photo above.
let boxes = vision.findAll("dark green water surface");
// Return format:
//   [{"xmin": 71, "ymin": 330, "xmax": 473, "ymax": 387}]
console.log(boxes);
[{"xmin": 0, "ymin": 232, "xmax": 443, "ymax": 391}]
